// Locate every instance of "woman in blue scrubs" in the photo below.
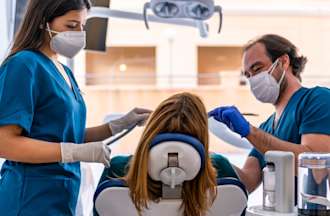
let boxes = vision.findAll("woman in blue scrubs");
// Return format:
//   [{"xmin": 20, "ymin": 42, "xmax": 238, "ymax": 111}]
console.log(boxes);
[{"xmin": 0, "ymin": 1, "xmax": 150, "ymax": 215}]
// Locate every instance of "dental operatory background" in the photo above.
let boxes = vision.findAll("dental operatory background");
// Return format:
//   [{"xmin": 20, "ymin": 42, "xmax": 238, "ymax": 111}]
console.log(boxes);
[{"xmin": 1, "ymin": 0, "xmax": 330, "ymax": 215}]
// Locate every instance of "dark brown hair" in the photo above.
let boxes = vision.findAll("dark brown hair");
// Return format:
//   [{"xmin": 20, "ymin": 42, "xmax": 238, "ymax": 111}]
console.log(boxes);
[
  {"xmin": 5, "ymin": 0, "xmax": 91, "ymax": 62},
  {"xmin": 244, "ymin": 34, "xmax": 307, "ymax": 81},
  {"xmin": 126, "ymin": 92, "xmax": 217, "ymax": 216}
]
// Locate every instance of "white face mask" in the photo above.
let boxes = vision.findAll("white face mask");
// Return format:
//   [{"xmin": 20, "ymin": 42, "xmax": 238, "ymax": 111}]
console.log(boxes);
[
  {"xmin": 248, "ymin": 59, "xmax": 286, "ymax": 104},
  {"xmin": 46, "ymin": 23, "xmax": 86, "ymax": 58}
]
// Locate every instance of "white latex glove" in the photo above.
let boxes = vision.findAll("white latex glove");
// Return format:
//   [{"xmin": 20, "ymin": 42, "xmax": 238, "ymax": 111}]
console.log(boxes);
[
  {"xmin": 60, "ymin": 141, "xmax": 111, "ymax": 167},
  {"xmin": 108, "ymin": 107, "xmax": 152, "ymax": 135}
]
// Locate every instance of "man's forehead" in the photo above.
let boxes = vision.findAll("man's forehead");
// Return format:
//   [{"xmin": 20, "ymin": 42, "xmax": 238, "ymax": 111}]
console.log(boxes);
[{"xmin": 242, "ymin": 43, "xmax": 268, "ymax": 70}]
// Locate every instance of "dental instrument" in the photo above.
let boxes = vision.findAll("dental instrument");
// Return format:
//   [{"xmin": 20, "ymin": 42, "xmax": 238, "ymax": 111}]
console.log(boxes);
[
  {"xmin": 300, "ymin": 193, "xmax": 330, "ymax": 208},
  {"xmin": 102, "ymin": 124, "xmax": 137, "ymax": 146}
]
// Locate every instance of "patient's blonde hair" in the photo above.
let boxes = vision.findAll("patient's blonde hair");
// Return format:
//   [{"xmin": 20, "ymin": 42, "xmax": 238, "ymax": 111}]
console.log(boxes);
[{"xmin": 126, "ymin": 92, "xmax": 217, "ymax": 216}]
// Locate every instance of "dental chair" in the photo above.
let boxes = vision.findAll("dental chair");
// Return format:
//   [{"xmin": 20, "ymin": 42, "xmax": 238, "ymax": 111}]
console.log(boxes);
[{"xmin": 94, "ymin": 133, "xmax": 248, "ymax": 216}]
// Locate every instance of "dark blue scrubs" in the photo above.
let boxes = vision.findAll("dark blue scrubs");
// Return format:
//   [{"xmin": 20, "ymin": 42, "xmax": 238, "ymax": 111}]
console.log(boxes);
[
  {"xmin": 249, "ymin": 86, "xmax": 330, "ymax": 202},
  {"xmin": 0, "ymin": 50, "xmax": 86, "ymax": 216}
]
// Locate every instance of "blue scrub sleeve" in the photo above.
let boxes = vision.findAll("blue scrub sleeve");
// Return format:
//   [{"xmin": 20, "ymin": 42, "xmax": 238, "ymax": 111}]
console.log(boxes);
[
  {"xmin": 248, "ymin": 148, "xmax": 266, "ymax": 169},
  {"xmin": 0, "ymin": 57, "xmax": 37, "ymax": 133},
  {"xmin": 299, "ymin": 88, "xmax": 330, "ymax": 135}
]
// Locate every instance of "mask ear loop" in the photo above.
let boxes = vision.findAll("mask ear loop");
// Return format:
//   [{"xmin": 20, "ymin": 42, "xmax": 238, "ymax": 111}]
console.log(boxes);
[
  {"xmin": 278, "ymin": 69, "xmax": 286, "ymax": 86},
  {"xmin": 270, "ymin": 58, "xmax": 286, "ymax": 85},
  {"xmin": 269, "ymin": 58, "xmax": 280, "ymax": 75},
  {"xmin": 46, "ymin": 23, "xmax": 59, "ymax": 39}
]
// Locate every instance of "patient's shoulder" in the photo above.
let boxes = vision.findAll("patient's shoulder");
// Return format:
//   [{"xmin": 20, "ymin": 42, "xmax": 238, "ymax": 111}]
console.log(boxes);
[
  {"xmin": 210, "ymin": 153, "xmax": 238, "ymax": 179},
  {"xmin": 104, "ymin": 155, "xmax": 133, "ymax": 178},
  {"xmin": 111, "ymin": 155, "xmax": 132, "ymax": 165}
]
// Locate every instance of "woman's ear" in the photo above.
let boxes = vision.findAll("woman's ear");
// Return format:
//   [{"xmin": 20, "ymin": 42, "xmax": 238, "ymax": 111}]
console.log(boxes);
[{"xmin": 39, "ymin": 18, "xmax": 47, "ymax": 29}]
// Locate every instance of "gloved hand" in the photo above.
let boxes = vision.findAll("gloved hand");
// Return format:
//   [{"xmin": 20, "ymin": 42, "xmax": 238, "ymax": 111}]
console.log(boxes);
[
  {"xmin": 108, "ymin": 107, "xmax": 152, "ymax": 135},
  {"xmin": 208, "ymin": 106, "xmax": 250, "ymax": 137},
  {"xmin": 60, "ymin": 141, "xmax": 111, "ymax": 167}
]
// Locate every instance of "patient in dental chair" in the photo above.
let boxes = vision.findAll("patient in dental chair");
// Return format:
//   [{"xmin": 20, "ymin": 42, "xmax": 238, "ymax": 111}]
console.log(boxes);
[{"xmin": 98, "ymin": 92, "xmax": 241, "ymax": 216}]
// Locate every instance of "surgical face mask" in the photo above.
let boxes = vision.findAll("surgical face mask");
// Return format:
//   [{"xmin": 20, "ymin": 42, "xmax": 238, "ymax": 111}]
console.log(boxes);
[
  {"xmin": 46, "ymin": 23, "xmax": 86, "ymax": 58},
  {"xmin": 248, "ymin": 59, "xmax": 286, "ymax": 104}
]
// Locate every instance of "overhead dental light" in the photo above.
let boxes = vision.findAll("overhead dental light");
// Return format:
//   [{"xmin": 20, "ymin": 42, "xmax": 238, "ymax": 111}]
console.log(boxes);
[
  {"xmin": 89, "ymin": 7, "xmax": 209, "ymax": 37},
  {"xmin": 143, "ymin": 0, "xmax": 223, "ymax": 34}
]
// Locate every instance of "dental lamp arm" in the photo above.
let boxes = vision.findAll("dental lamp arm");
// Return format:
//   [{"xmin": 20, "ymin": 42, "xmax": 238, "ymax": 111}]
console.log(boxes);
[
  {"xmin": 143, "ymin": 3, "xmax": 151, "ymax": 29},
  {"xmin": 195, "ymin": 20, "xmax": 209, "ymax": 38},
  {"xmin": 88, "ymin": 7, "xmax": 209, "ymax": 38},
  {"xmin": 214, "ymin": 5, "xmax": 223, "ymax": 33}
]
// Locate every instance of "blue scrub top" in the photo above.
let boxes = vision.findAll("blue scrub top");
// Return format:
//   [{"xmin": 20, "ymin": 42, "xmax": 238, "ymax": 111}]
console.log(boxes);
[
  {"xmin": 249, "ymin": 86, "xmax": 330, "ymax": 168},
  {"xmin": 0, "ymin": 50, "xmax": 86, "ymax": 216},
  {"xmin": 249, "ymin": 86, "xmax": 330, "ymax": 202}
]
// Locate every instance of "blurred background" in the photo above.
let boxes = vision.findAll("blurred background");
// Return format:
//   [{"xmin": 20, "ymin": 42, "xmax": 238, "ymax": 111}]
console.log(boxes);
[
  {"xmin": 74, "ymin": 0, "xmax": 330, "ymax": 155},
  {"xmin": 1, "ymin": 0, "xmax": 330, "ymax": 210}
]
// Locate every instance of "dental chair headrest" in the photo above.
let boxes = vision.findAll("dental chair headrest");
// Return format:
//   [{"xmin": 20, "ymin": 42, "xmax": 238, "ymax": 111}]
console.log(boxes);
[
  {"xmin": 148, "ymin": 133, "xmax": 205, "ymax": 188},
  {"xmin": 94, "ymin": 133, "xmax": 249, "ymax": 215}
]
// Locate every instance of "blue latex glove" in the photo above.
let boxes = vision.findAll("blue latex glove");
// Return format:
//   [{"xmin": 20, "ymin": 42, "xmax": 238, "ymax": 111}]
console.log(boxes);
[{"xmin": 208, "ymin": 106, "xmax": 250, "ymax": 137}]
